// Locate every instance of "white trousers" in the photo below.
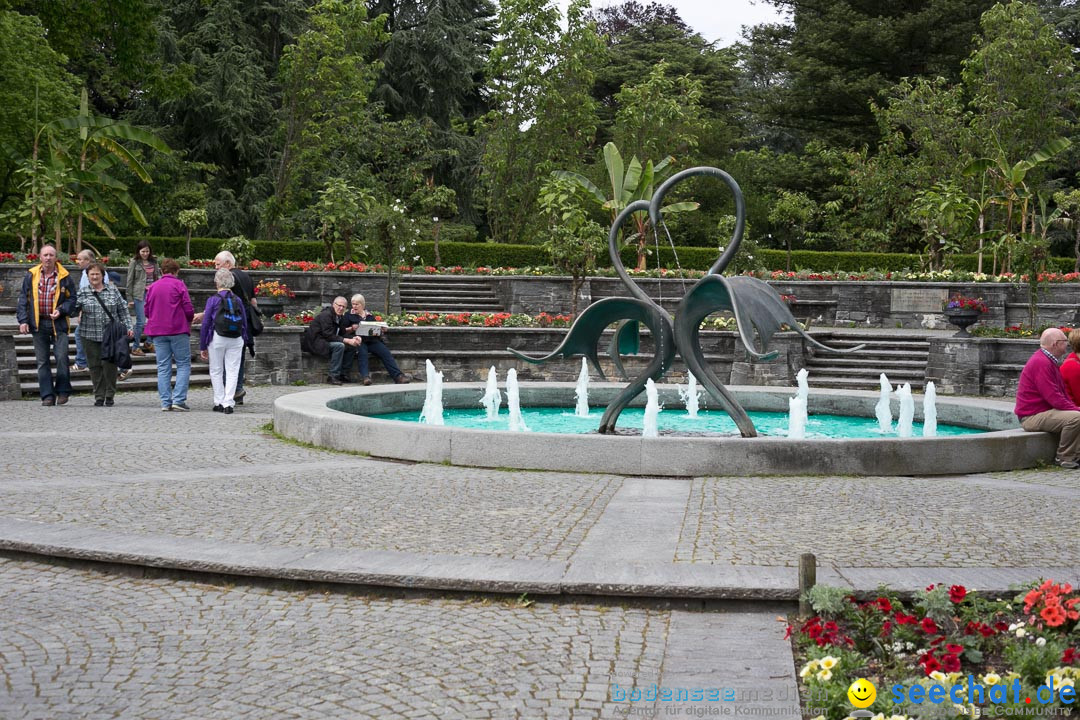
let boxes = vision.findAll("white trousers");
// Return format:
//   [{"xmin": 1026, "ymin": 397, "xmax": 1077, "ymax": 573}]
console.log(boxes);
[{"xmin": 209, "ymin": 332, "xmax": 245, "ymax": 408}]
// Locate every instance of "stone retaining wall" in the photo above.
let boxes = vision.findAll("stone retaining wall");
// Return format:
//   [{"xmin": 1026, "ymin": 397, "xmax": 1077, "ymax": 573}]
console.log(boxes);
[{"xmin": 4, "ymin": 264, "xmax": 1079, "ymax": 330}]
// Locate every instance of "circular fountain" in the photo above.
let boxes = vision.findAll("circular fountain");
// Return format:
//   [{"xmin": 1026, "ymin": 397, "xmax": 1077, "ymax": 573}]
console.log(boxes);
[{"xmin": 272, "ymin": 382, "xmax": 1052, "ymax": 477}]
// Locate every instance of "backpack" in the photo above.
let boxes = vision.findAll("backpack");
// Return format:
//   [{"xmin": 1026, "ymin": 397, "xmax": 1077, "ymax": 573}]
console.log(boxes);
[{"xmin": 214, "ymin": 291, "xmax": 244, "ymax": 338}]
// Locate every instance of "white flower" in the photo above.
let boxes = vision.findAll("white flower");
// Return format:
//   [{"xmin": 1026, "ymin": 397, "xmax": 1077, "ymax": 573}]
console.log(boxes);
[
  {"xmin": 930, "ymin": 670, "xmax": 949, "ymax": 683},
  {"xmin": 982, "ymin": 672, "xmax": 1001, "ymax": 686},
  {"xmin": 1035, "ymin": 637, "xmax": 1046, "ymax": 647},
  {"xmin": 819, "ymin": 656, "xmax": 838, "ymax": 670},
  {"xmin": 1016, "ymin": 628, "xmax": 1027, "ymax": 638},
  {"xmin": 432, "ymin": 216, "xmax": 439, "ymax": 222},
  {"xmin": 816, "ymin": 669, "xmax": 832, "ymax": 681}
]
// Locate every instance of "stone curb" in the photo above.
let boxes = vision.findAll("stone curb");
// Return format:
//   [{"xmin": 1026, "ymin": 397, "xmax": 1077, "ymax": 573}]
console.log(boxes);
[{"xmin": 1, "ymin": 517, "xmax": 1075, "ymax": 600}]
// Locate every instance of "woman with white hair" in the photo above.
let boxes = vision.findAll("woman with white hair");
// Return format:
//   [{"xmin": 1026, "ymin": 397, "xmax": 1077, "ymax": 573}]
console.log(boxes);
[{"xmin": 199, "ymin": 268, "xmax": 249, "ymax": 413}]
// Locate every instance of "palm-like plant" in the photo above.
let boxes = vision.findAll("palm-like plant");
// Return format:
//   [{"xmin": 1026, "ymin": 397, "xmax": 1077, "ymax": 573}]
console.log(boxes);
[{"xmin": 554, "ymin": 142, "xmax": 697, "ymax": 270}]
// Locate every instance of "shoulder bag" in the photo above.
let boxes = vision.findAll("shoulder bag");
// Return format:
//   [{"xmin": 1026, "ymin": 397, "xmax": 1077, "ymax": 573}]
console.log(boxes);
[{"xmin": 92, "ymin": 290, "xmax": 133, "ymax": 370}]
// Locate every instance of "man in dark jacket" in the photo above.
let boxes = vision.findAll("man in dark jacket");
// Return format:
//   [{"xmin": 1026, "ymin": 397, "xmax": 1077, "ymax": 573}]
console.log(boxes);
[
  {"xmin": 300, "ymin": 297, "xmax": 360, "ymax": 385},
  {"xmin": 16, "ymin": 244, "xmax": 78, "ymax": 405}
]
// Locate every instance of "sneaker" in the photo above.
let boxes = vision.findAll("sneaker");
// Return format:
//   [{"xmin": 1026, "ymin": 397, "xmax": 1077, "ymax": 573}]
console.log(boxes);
[
  {"xmin": 95, "ymin": 399, "xmax": 105, "ymax": 407},
  {"xmin": 223, "ymin": 406, "xmax": 234, "ymax": 414},
  {"xmin": 213, "ymin": 405, "xmax": 224, "ymax": 413},
  {"xmin": 104, "ymin": 398, "xmax": 114, "ymax": 407},
  {"xmin": 1056, "ymin": 458, "xmax": 1079, "ymax": 469},
  {"xmin": 171, "ymin": 402, "xmax": 190, "ymax": 412},
  {"xmin": 394, "ymin": 374, "xmax": 413, "ymax": 384},
  {"xmin": 72, "ymin": 364, "xmax": 88, "ymax": 372},
  {"xmin": 362, "ymin": 377, "xmax": 372, "ymax": 386},
  {"xmin": 234, "ymin": 389, "xmax": 245, "ymax": 406},
  {"xmin": 119, "ymin": 369, "xmax": 132, "ymax": 381},
  {"xmin": 131, "ymin": 348, "xmax": 145, "ymax": 357},
  {"xmin": 161, "ymin": 405, "xmax": 172, "ymax": 412},
  {"xmin": 327, "ymin": 375, "xmax": 343, "ymax": 385},
  {"xmin": 57, "ymin": 394, "xmax": 69, "ymax": 405},
  {"xmin": 41, "ymin": 396, "xmax": 56, "ymax": 406}
]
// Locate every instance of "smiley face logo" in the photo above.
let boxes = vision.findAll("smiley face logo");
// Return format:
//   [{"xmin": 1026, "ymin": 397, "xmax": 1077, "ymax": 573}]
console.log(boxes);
[{"xmin": 847, "ymin": 678, "xmax": 877, "ymax": 708}]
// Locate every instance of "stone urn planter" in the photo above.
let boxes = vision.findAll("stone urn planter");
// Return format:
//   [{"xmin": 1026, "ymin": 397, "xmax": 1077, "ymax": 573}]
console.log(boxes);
[
  {"xmin": 943, "ymin": 308, "xmax": 981, "ymax": 337},
  {"xmin": 257, "ymin": 300, "xmax": 286, "ymax": 323}
]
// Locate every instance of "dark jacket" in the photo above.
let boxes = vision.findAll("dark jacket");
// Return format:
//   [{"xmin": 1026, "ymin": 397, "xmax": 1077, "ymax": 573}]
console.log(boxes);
[
  {"xmin": 301, "ymin": 306, "xmax": 343, "ymax": 357},
  {"xmin": 16, "ymin": 263, "xmax": 77, "ymax": 333}
]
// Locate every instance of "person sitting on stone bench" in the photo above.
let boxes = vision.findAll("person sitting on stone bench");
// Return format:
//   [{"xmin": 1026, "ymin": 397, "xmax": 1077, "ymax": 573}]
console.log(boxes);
[
  {"xmin": 1015, "ymin": 327, "xmax": 1080, "ymax": 469},
  {"xmin": 341, "ymin": 294, "xmax": 412, "ymax": 385},
  {"xmin": 301, "ymin": 296, "xmax": 360, "ymax": 385}
]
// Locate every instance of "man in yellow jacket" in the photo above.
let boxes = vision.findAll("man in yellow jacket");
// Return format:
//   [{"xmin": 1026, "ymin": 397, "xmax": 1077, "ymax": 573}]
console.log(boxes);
[{"xmin": 16, "ymin": 245, "xmax": 78, "ymax": 405}]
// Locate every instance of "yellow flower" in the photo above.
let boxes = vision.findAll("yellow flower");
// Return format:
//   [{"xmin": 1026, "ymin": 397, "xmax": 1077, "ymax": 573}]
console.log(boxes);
[
  {"xmin": 982, "ymin": 672, "xmax": 1001, "ymax": 686},
  {"xmin": 820, "ymin": 656, "xmax": 839, "ymax": 670},
  {"xmin": 817, "ymin": 669, "xmax": 833, "ymax": 682},
  {"xmin": 800, "ymin": 666, "xmax": 813, "ymax": 679},
  {"xmin": 929, "ymin": 671, "xmax": 949, "ymax": 684}
]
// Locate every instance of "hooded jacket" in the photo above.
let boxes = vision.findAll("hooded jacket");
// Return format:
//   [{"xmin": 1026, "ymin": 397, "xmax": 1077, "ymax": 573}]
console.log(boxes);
[{"xmin": 16, "ymin": 262, "xmax": 77, "ymax": 334}]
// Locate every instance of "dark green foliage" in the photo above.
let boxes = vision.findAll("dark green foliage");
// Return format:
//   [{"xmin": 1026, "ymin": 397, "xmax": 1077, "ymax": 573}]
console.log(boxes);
[{"xmin": 752, "ymin": 0, "xmax": 997, "ymax": 149}]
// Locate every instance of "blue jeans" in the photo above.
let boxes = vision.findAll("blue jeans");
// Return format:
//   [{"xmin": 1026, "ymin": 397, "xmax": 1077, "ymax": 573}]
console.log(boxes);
[
  {"xmin": 328, "ymin": 342, "xmax": 346, "ymax": 378},
  {"xmin": 357, "ymin": 340, "xmax": 403, "ymax": 380},
  {"xmin": 152, "ymin": 334, "xmax": 191, "ymax": 408},
  {"xmin": 131, "ymin": 298, "xmax": 146, "ymax": 347},
  {"xmin": 74, "ymin": 323, "xmax": 86, "ymax": 367},
  {"xmin": 31, "ymin": 326, "xmax": 72, "ymax": 400}
]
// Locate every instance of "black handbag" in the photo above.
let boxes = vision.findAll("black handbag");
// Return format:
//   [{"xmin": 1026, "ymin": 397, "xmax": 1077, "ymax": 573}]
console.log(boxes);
[
  {"xmin": 246, "ymin": 302, "xmax": 264, "ymax": 337},
  {"xmin": 92, "ymin": 291, "xmax": 133, "ymax": 370}
]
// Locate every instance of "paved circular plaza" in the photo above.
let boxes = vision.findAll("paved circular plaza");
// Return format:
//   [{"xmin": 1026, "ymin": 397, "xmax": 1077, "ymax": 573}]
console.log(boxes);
[{"xmin": 0, "ymin": 385, "xmax": 1077, "ymax": 719}]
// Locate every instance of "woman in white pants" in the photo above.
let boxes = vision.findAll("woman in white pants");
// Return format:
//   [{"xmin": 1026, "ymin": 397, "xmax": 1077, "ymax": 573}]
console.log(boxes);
[{"xmin": 198, "ymin": 268, "xmax": 249, "ymax": 414}]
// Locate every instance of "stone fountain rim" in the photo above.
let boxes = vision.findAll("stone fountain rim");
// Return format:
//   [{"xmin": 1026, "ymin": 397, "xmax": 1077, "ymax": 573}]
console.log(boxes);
[{"xmin": 272, "ymin": 383, "xmax": 1053, "ymax": 477}]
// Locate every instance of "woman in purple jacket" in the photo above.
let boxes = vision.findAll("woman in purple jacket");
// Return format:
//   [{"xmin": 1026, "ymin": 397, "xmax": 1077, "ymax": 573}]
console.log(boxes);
[{"xmin": 144, "ymin": 258, "xmax": 195, "ymax": 411}]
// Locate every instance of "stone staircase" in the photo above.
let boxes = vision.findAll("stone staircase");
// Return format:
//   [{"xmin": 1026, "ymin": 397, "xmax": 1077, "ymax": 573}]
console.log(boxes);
[
  {"xmin": 14, "ymin": 333, "xmax": 212, "ymax": 397},
  {"xmin": 398, "ymin": 277, "xmax": 503, "ymax": 314},
  {"xmin": 802, "ymin": 332, "xmax": 929, "ymax": 390}
]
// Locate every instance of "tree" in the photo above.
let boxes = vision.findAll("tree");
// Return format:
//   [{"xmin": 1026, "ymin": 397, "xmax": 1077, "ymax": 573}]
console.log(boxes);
[
  {"xmin": 908, "ymin": 182, "xmax": 977, "ymax": 270},
  {"xmin": 411, "ymin": 183, "xmax": 458, "ymax": 265},
  {"xmin": 768, "ymin": 190, "xmax": 815, "ymax": 271},
  {"xmin": 315, "ymin": 177, "xmax": 374, "ymax": 262},
  {"xmin": 0, "ymin": 11, "xmax": 78, "ymax": 217},
  {"xmin": 538, "ymin": 176, "xmax": 605, "ymax": 317},
  {"xmin": 554, "ymin": 142, "xmax": 697, "ymax": 270},
  {"xmin": 753, "ymin": 0, "xmax": 996, "ymax": 149},
  {"xmin": 612, "ymin": 60, "xmax": 703, "ymax": 166},
  {"xmin": 9, "ymin": 0, "xmax": 161, "ymax": 116},
  {"xmin": 177, "ymin": 208, "xmax": 207, "ymax": 259},
  {"xmin": 1053, "ymin": 189, "xmax": 1080, "ymax": 272},
  {"xmin": 268, "ymin": 0, "xmax": 386, "ymax": 242},
  {"xmin": 362, "ymin": 198, "xmax": 422, "ymax": 311},
  {"xmin": 129, "ymin": 0, "xmax": 310, "ymax": 237}
]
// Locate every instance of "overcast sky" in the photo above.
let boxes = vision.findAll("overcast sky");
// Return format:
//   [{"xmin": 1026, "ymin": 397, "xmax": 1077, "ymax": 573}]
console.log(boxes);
[{"xmin": 569, "ymin": 0, "xmax": 789, "ymax": 47}]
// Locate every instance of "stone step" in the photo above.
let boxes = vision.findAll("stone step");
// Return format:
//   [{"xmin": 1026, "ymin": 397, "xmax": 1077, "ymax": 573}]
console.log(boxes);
[
  {"xmin": 400, "ymin": 288, "xmax": 500, "ymax": 298},
  {"xmin": 810, "ymin": 376, "xmax": 925, "ymax": 390},
  {"xmin": 19, "ymin": 372, "xmax": 212, "ymax": 394},
  {"xmin": 802, "ymin": 366, "xmax": 925, "ymax": 381},
  {"xmin": 807, "ymin": 357, "xmax": 927, "ymax": 369}
]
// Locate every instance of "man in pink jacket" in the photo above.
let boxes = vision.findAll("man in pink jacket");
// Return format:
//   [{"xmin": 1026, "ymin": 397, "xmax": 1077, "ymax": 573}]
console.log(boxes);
[
  {"xmin": 1014, "ymin": 327, "xmax": 1080, "ymax": 468},
  {"xmin": 144, "ymin": 258, "xmax": 195, "ymax": 411}
]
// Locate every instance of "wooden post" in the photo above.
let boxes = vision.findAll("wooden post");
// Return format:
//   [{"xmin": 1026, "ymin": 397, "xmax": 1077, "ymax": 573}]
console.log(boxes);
[{"xmin": 798, "ymin": 552, "xmax": 816, "ymax": 618}]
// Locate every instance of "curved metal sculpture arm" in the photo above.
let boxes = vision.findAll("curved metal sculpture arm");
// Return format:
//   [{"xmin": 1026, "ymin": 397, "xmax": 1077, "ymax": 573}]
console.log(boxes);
[
  {"xmin": 649, "ymin": 167, "xmax": 746, "ymax": 276},
  {"xmin": 608, "ymin": 199, "xmax": 655, "ymax": 305},
  {"xmin": 507, "ymin": 296, "xmax": 676, "ymax": 434}
]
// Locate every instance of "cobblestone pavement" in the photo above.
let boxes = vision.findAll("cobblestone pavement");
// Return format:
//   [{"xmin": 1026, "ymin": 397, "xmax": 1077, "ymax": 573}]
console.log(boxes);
[
  {"xmin": 0, "ymin": 385, "xmax": 1073, "ymax": 718},
  {"xmin": 0, "ymin": 556, "xmax": 673, "ymax": 719},
  {"xmin": 0, "ymin": 386, "xmax": 1076, "ymax": 569}
]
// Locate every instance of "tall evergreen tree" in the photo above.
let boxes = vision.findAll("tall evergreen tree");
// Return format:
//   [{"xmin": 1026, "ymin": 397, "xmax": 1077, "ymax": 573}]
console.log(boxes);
[
  {"xmin": 129, "ymin": 0, "xmax": 309, "ymax": 237},
  {"xmin": 754, "ymin": 0, "xmax": 997, "ymax": 150}
]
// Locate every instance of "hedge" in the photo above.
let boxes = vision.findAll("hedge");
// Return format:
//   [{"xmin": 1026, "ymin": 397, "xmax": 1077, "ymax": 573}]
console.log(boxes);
[{"xmin": 2, "ymin": 232, "xmax": 1075, "ymax": 274}]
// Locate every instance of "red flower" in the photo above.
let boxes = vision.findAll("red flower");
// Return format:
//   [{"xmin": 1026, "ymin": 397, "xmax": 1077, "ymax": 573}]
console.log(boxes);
[
  {"xmin": 949, "ymin": 585, "xmax": 967, "ymax": 603},
  {"xmin": 941, "ymin": 654, "xmax": 962, "ymax": 673},
  {"xmin": 945, "ymin": 644, "xmax": 964, "ymax": 655},
  {"xmin": 1063, "ymin": 647, "xmax": 1077, "ymax": 665},
  {"xmin": 876, "ymin": 597, "xmax": 893, "ymax": 613},
  {"xmin": 921, "ymin": 617, "xmax": 938, "ymax": 634},
  {"xmin": 1041, "ymin": 604, "xmax": 1068, "ymax": 627},
  {"xmin": 895, "ymin": 612, "xmax": 917, "ymax": 625},
  {"xmin": 921, "ymin": 655, "xmax": 942, "ymax": 674},
  {"xmin": 994, "ymin": 621, "xmax": 1010, "ymax": 632},
  {"xmin": 880, "ymin": 620, "xmax": 893, "ymax": 637}
]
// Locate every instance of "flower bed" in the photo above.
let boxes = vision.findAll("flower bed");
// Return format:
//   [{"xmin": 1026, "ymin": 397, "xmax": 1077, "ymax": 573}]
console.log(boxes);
[
  {"xmin": 5, "ymin": 250, "xmax": 1080, "ymax": 284},
  {"xmin": 790, "ymin": 580, "xmax": 1078, "ymax": 720},
  {"xmin": 271, "ymin": 310, "xmax": 574, "ymax": 328}
]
